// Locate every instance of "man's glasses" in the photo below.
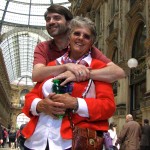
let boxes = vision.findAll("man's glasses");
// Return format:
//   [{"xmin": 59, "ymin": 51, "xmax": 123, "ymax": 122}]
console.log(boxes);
[{"xmin": 73, "ymin": 31, "xmax": 91, "ymax": 40}]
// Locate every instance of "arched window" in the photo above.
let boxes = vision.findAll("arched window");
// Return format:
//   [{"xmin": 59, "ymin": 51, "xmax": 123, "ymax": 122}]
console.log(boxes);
[{"xmin": 130, "ymin": 22, "xmax": 146, "ymax": 112}]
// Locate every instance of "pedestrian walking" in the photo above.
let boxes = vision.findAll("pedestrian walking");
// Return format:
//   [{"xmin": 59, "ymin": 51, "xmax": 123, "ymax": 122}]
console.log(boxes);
[
  {"xmin": 115, "ymin": 114, "xmax": 141, "ymax": 150},
  {"xmin": 140, "ymin": 119, "xmax": 150, "ymax": 150}
]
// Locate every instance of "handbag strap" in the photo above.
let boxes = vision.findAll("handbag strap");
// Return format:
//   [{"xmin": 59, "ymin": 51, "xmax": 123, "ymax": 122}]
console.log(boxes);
[
  {"xmin": 68, "ymin": 111, "xmax": 75, "ymax": 131},
  {"xmin": 82, "ymin": 79, "xmax": 93, "ymax": 98},
  {"xmin": 68, "ymin": 79, "xmax": 93, "ymax": 131}
]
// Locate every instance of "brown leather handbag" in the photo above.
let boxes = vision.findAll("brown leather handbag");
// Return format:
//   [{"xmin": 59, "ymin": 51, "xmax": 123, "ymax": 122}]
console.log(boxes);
[
  {"xmin": 68, "ymin": 112, "xmax": 104, "ymax": 150},
  {"xmin": 72, "ymin": 126, "xmax": 104, "ymax": 150}
]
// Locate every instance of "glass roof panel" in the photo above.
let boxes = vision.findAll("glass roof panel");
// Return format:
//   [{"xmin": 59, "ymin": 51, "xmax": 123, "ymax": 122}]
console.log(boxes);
[
  {"xmin": 16, "ymin": 0, "xmax": 30, "ymax": 3},
  {"xmin": 31, "ymin": 0, "xmax": 51, "ymax": 4},
  {"xmin": 53, "ymin": 0, "xmax": 70, "ymax": 3},
  {"xmin": 0, "ymin": 10, "xmax": 3, "ymax": 19},
  {"xmin": 7, "ymin": 2, "xmax": 29, "ymax": 14},
  {"xmin": 30, "ymin": 5, "xmax": 49, "ymax": 15},
  {"xmin": 0, "ymin": 0, "xmax": 6, "ymax": 9},
  {"xmin": 29, "ymin": 16, "xmax": 45, "ymax": 26},
  {"xmin": 4, "ymin": 12, "xmax": 29, "ymax": 25}
]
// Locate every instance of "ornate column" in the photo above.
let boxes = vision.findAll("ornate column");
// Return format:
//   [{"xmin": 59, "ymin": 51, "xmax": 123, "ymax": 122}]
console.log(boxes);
[
  {"xmin": 140, "ymin": 37, "xmax": 150, "ymax": 121},
  {"xmin": 145, "ymin": 38, "xmax": 150, "ymax": 92},
  {"xmin": 145, "ymin": 0, "xmax": 150, "ymax": 58}
]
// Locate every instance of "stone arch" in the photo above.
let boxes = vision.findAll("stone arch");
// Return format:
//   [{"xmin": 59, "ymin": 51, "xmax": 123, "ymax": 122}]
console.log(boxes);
[
  {"xmin": 124, "ymin": 13, "xmax": 145, "ymax": 60},
  {"xmin": 1, "ymin": 27, "xmax": 50, "ymax": 41}
]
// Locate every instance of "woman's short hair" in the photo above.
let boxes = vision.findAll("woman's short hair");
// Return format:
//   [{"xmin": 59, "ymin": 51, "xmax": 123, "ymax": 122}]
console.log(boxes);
[
  {"xmin": 109, "ymin": 122, "xmax": 117, "ymax": 129},
  {"xmin": 69, "ymin": 16, "xmax": 97, "ymax": 43},
  {"xmin": 44, "ymin": 4, "xmax": 73, "ymax": 21}
]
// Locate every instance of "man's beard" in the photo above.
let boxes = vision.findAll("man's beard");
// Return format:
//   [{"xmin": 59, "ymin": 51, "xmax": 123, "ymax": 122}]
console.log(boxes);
[{"xmin": 48, "ymin": 25, "xmax": 68, "ymax": 37}]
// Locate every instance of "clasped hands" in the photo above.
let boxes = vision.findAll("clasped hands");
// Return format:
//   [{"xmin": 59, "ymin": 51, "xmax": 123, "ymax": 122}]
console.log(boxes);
[
  {"xmin": 55, "ymin": 63, "xmax": 91, "ymax": 85},
  {"xmin": 36, "ymin": 93, "xmax": 77, "ymax": 119}
]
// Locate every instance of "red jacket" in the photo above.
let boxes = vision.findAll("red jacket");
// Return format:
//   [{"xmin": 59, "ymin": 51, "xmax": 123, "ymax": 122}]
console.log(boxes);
[{"xmin": 22, "ymin": 59, "xmax": 116, "ymax": 139}]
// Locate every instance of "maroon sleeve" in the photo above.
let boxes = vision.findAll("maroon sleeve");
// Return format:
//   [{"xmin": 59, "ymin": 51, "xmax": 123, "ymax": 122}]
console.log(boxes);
[
  {"xmin": 91, "ymin": 46, "xmax": 111, "ymax": 64},
  {"xmin": 33, "ymin": 41, "xmax": 50, "ymax": 66}
]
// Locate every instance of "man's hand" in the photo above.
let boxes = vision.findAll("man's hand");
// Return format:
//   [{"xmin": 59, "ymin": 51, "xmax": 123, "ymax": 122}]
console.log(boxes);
[
  {"xmin": 54, "ymin": 63, "xmax": 91, "ymax": 85},
  {"xmin": 54, "ymin": 71, "xmax": 76, "ymax": 86},
  {"xmin": 65, "ymin": 63, "xmax": 90, "ymax": 82},
  {"xmin": 36, "ymin": 94, "xmax": 66, "ymax": 119}
]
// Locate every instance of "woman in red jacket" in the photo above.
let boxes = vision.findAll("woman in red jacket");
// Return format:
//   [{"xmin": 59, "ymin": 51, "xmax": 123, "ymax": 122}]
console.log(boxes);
[{"xmin": 22, "ymin": 16, "xmax": 116, "ymax": 150}]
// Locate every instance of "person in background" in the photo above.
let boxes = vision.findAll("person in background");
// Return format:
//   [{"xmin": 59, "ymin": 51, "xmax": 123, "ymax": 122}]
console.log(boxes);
[
  {"xmin": 16, "ymin": 128, "xmax": 21, "ymax": 148},
  {"xmin": 115, "ymin": 114, "xmax": 141, "ymax": 150},
  {"xmin": 108, "ymin": 122, "xmax": 120, "ymax": 150},
  {"xmin": 9, "ymin": 127, "xmax": 17, "ymax": 149},
  {"xmin": 18, "ymin": 123, "xmax": 27, "ymax": 150},
  {"xmin": 1, "ymin": 128, "xmax": 8, "ymax": 148},
  {"xmin": 22, "ymin": 16, "xmax": 116, "ymax": 150},
  {"xmin": 32, "ymin": 4, "xmax": 125, "ymax": 85},
  {"xmin": 140, "ymin": 119, "xmax": 150, "ymax": 150},
  {"xmin": 0, "ymin": 122, "xmax": 3, "ymax": 147}
]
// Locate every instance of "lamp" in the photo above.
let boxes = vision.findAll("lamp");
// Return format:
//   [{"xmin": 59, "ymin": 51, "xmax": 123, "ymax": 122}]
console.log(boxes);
[{"xmin": 127, "ymin": 58, "xmax": 138, "ymax": 68}]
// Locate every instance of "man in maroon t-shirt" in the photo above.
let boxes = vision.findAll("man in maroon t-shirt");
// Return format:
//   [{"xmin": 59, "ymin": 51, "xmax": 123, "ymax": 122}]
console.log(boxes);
[{"xmin": 32, "ymin": 4, "xmax": 125, "ymax": 85}]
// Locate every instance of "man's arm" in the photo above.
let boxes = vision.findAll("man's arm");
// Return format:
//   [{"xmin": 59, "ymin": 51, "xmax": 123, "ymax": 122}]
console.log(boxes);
[
  {"xmin": 32, "ymin": 64, "xmax": 66, "ymax": 82},
  {"xmin": 115, "ymin": 124, "xmax": 128, "ymax": 146},
  {"xmin": 32, "ymin": 63, "xmax": 90, "ymax": 82},
  {"xmin": 90, "ymin": 62, "xmax": 125, "ymax": 83},
  {"xmin": 54, "ymin": 61, "xmax": 125, "ymax": 85},
  {"xmin": 32, "ymin": 62, "xmax": 125, "ymax": 83}
]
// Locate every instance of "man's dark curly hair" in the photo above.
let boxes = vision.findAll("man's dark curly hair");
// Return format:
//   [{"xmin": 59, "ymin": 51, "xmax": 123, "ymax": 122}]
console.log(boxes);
[{"xmin": 44, "ymin": 4, "xmax": 73, "ymax": 21}]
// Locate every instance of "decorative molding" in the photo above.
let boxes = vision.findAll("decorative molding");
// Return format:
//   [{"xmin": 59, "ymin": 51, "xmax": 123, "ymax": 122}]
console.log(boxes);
[
  {"xmin": 141, "ymin": 100, "xmax": 150, "ymax": 108},
  {"xmin": 115, "ymin": 104, "xmax": 126, "ymax": 116},
  {"xmin": 144, "ymin": 38, "xmax": 150, "ymax": 56},
  {"xmin": 148, "ymin": 1, "xmax": 150, "ymax": 35},
  {"xmin": 126, "ymin": 0, "xmax": 145, "ymax": 22},
  {"xmin": 144, "ymin": 91, "xmax": 150, "ymax": 99},
  {"xmin": 118, "ymin": 60, "xmax": 130, "ymax": 76},
  {"xmin": 106, "ymin": 28, "xmax": 118, "ymax": 44},
  {"xmin": 130, "ymin": 58, "xmax": 146, "ymax": 84},
  {"xmin": 72, "ymin": 0, "xmax": 93, "ymax": 16},
  {"xmin": 140, "ymin": 92, "xmax": 150, "ymax": 109},
  {"xmin": 106, "ymin": 28, "xmax": 118, "ymax": 58}
]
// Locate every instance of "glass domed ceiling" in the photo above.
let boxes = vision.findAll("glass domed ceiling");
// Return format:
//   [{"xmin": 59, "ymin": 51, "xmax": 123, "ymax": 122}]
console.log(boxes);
[
  {"xmin": 0, "ymin": 0, "xmax": 70, "ymax": 27},
  {"xmin": 0, "ymin": 0, "xmax": 71, "ymax": 87}
]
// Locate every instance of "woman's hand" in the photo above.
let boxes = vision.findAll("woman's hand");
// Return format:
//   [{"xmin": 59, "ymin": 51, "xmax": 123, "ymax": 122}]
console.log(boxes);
[
  {"xmin": 36, "ymin": 93, "xmax": 66, "ymax": 119},
  {"xmin": 51, "ymin": 93, "xmax": 77, "ymax": 110}
]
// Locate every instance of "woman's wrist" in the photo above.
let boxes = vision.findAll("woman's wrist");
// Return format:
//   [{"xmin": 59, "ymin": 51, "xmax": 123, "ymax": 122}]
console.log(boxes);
[{"xmin": 72, "ymin": 98, "xmax": 79, "ymax": 113}]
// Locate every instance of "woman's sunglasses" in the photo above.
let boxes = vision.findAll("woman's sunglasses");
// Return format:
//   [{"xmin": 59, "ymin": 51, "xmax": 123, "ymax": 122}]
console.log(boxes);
[{"xmin": 72, "ymin": 31, "xmax": 91, "ymax": 40}]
